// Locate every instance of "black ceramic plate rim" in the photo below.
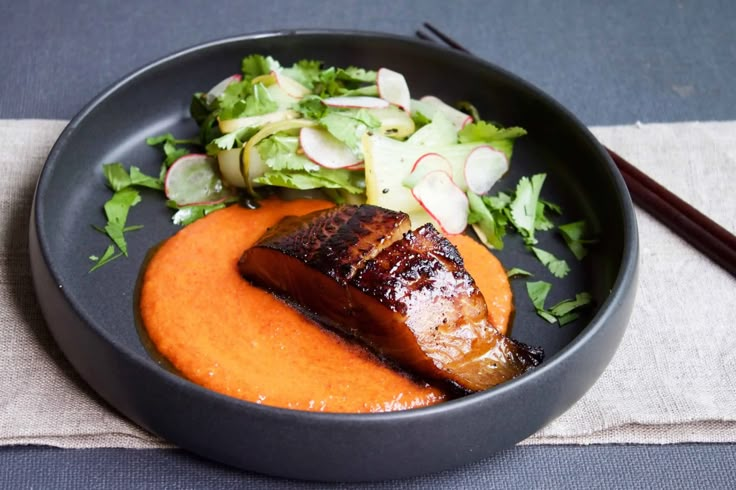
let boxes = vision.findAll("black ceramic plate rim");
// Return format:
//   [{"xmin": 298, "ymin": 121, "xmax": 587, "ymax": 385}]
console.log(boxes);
[{"xmin": 34, "ymin": 29, "xmax": 638, "ymax": 422}]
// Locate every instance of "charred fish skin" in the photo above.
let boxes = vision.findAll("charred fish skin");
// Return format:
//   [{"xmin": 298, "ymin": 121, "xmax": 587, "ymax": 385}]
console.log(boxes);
[
  {"xmin": 239, "ymin": 205, "xmax": 543, "ymax": 392},
  {"xmin": 249, "ymin": 205, "xmax": 410, "ymax": 284},
  {"xmin": 352, "ymin": 224, "xmax": 542, "ymax": 391}
]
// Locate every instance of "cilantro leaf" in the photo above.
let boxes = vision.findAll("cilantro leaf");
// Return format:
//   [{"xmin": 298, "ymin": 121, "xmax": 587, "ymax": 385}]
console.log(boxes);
[
  {"xmin": 319, "ymin": 109, "xmax": 380, "ymax": 154},
  {"xmin": 411, "ymin": 110, "xmax": 432, "ymax": 128},
  {"xmin": 549, "ymin": 292, "xmax": 593, "ymax": 318},
  {"xmin": 257, "ymin": 135, "xmax": 320, "ymax": 172},
  {"xmin": 531, "ymin": 246, "xmax": 570, "ymax": 278},
  {"xmin": 88, "ymin": 245, "xmax": 122, "ymax": 272},
  {"xmin": 534, "ymin": 201, "xmax": 556, "ymax": 231},
  {"xmin": 207, "ymin": 126, "xmax": 257, "ymax": 152},
  {"xmin": 508, "ymin": 174, "xmax": 546, "ymax": 245},
  {"xmin": 147, "ymin": 133, "xmax": 194, "ymax": 169},
  {"xmin": 526, "ymin": 280, "xmax": 552, "ymax": 311},
  {"xmin": 297, "ymin": 95, "xmax": 328, "ymax": 119},
  {"xmin": 282, "ymin": 59, "xmax": 323, "ymax": 88},
  {"xmin": 335, "ymin": 66, "xmax": 377, "ymax": 83},
  {"xmin": 312, "ymin": 66, "xmax": 377, "ymax": 97},
  {"xmin": 170, "ymin": 202, "xmax": 228, "ymax": 226},
  {"xmin": 190, "ymin": 93, "xmax": 211, "ymax": 124},
  {"xmin": 467, "ymin": 191, "xmax": 506, "ymax": 250},
  {"xmin": 102, "ymin": 188, "xmax": 141, "ymax": 255},
  {"xmin": 219, "ymin": 82, "xmax": 278, "ymax": 120},
  {"xmin": 526, "ymin": 281, "xmax": 557, "ymax": 323},
  {"xmin": 130, "ymin": 166, "xmax": 163, "ymax": 190},
  {"xmin": 507, "ymin": 267, "xmax": 533, "ymax": 278},
  {"xmin": 458, "ymin": 121, "xmax": 527, "ymax": 143},
  {"xmin": 244, "ymin": 82, "xmax": 278, "ymax": 116},
  {"xmin": 103, "ymin": 163, "xmax": 132, "ymax": 192},
  {"xmin": 241, "ymin": 55, "xmax": 281, "ymax": 79},
  {"xmin": 457, "ymin": 121, "xmax": 526, "ymax": 159},
  {"xmin": 526, "ymin": 281, "xmax": 592, "ymax": 325},
  {"xmin": 255, "ymin": 168, "xmax": 364, "ymax": 194},
  {"xmin": 559, "ymin": 220, "xmax": 595, "ymax": 260},
  {"xmin": 103, "ymin": 163, "xmax": 162, "ymax": 192}
]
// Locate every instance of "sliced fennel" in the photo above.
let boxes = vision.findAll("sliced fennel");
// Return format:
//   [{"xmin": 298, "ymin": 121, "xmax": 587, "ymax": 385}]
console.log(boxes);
[{"xmin": 362, "ymin": 132, "xmax": 508, "ymax": 216}]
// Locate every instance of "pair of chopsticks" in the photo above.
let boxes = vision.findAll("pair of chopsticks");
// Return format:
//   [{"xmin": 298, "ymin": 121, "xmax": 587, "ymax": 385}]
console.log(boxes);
[{"xmin": 417, "ymin": 22, "xmax": 736, "ymax": 278}]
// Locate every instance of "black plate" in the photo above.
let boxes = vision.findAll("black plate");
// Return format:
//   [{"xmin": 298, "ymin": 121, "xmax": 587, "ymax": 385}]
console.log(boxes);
[{"xmin": 29, "ymin": 30, "xmax": 638, "ymax": 481}]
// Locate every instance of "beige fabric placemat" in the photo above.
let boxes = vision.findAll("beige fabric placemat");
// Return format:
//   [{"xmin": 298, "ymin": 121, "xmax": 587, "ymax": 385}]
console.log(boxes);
[{"xmin": 0, "ymin": 119, "xmax": 734, "ymax": 449}]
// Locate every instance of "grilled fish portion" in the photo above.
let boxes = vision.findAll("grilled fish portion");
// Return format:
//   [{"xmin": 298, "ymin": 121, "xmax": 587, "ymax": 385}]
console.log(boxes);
[{"xmin": 238, "ymin": 205, "xmax": 542, "ymax": 392}]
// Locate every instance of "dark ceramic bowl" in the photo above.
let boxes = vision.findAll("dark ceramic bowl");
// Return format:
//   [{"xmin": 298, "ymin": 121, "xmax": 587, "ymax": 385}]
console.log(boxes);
[{"xmin": 29, "ymin": 30, "xmax": 638, "ymax": 481}]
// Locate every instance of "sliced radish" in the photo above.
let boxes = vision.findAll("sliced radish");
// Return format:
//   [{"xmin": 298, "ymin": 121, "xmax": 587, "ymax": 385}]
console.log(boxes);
[
  {"xmin": 323, "ymin": 96, "xmax": 390, "ymax": 109},
  {"xmin": 272, "ymin": 70, "xmax": 310, "ymax": 98},
  {"xmin": 464, "ymin": 146, "xmax": 509, "ymax": 194},
  {"xmin": 420, "ymin": 95, "xmax": 473, "ymax": 129},
  {"xmin": 165, "ymin": 154, "xmax": 234, "ymax": 206},
  {"xmin": 402, "ymin": 153, "xmax": 452, "ymax": 188},
  {"xmin": 299, "ymin": 127, "xmax": 362, "ymax": 169},
  {"xmin": 411, "ymin": 170, "xmax": 469, "ymax": 235},
  {"xmin": 377, "ymin": 68, "xmax": 411, "ymax": 112},
  {"xmin": 206, "ymin": 74, "xmax": 242, "ymax": 105}
]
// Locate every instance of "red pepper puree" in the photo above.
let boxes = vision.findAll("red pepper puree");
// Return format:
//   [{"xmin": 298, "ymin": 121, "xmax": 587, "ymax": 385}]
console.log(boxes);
[{"xmin": 139, "ymin": 199, "xmax": 513, "ymax": 413}]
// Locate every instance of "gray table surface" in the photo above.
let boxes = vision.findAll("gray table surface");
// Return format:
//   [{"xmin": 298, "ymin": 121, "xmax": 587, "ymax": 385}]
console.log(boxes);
[{"xmin": 3, "ymin": 0, "xmax": 736, "ymax": 488}]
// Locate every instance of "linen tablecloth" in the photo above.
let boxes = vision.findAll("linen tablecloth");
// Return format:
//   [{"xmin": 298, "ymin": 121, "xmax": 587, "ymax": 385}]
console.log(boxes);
[{"xmin": 1, "ymin": 118, "xmax": 734, "ymax": 448}]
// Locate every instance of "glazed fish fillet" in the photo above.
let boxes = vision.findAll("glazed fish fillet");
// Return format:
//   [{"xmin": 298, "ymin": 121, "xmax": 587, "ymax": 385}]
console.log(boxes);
[{"xmin": 238, "ymin": 204, "xmax": 542, "ymax": 391}]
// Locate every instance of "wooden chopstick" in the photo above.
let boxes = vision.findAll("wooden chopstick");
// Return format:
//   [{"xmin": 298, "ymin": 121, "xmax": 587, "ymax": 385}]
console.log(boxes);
[{"xmin": 417, "ymin": 22, "xmax": 736, "ymax": 278}]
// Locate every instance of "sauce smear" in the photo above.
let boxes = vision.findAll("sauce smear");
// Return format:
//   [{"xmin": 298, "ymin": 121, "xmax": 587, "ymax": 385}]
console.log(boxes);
[{"xmin": 140, "ymin": 199, "xmax": 512, "ymax": 412}]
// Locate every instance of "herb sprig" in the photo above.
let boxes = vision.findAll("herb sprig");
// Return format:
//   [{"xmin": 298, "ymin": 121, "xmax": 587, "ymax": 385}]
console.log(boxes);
[
  {"xmin": 88, "ymin": 163, "xmax": 162, "ymax": 271},
  {"xmin": 470, "ymin": 172, "xmax": 597, "ymax": 324}
]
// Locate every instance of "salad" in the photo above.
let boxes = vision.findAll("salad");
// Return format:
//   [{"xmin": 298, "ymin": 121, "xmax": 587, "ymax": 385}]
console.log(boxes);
[
  {"xmin": 90, "ymin": 54, "xmax": 594, "ymax": 325},
  {"xmin": 174, "ymin": 54, "xmax": 526, "ymax": 234}
]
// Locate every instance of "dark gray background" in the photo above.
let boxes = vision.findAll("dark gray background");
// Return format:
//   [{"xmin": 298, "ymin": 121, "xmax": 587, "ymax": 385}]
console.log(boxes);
[{"xmin": 3, "ymin": 0, "xmax": 736, "ymax": 487}]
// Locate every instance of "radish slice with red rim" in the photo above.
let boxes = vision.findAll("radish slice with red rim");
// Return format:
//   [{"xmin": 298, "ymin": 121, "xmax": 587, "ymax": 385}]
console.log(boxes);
[
  {"xmin": 165, "ymin": 154, "xmax": 235, "ymax": 206},
  {"xmin": 403, "ymin": 153, "xmax": 453, "ymax": 188},
  {"xmin": 411, "ymin": 170, "xmax": 469, "ymax": 235},
  {"xmin": 464, "ymin": 145, "xmax": 509, "ymax": 195},
  {"xmin": 420, "ymin": 95, "xmax": 473, "ymax": 129},
  {"xmin": 206, "ymin": 74, "xmax": 242, "ymax": 105},
  {"xmin": 272, "ymin": 70, "xmax": 310, "ymax": 98},
  {"xmin": 377, "ymin": 68, "xmax": 411, "ymax": 112},
  {"xmin": 299, "ymin": 127, "xmax": 362, "ymax": 169},
  {"xmin": 323, "ymin": 96, "xmax": 390, "ymax": 109}
]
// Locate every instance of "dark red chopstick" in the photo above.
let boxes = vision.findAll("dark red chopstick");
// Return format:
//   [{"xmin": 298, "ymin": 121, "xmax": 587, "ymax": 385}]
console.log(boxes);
[
  {"xmin": 610, "ymin": 150, "xmax": 736, "ymax": 276},
  {"xmin": 417, "ymin": 22, "xmax": 736, "ymax": 278}
]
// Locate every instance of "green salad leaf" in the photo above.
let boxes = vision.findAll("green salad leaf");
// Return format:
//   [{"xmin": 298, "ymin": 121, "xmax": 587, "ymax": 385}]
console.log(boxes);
[
  {"xmin": 458, "ymin": 121, "xmax": 526, "ymax": 159},
  {"xmin": 530, "ymin": 246, "xmax": 570, "ymax": 278},
  {"xmin": 88, "ymin": 245, "xmax": 122, "ymax": 272},
  {"xmin": 241, "ymin": 54, "xmax": 281, "ymax": 79},
  {"xmin": 508, "ymin": 174, "xmax": 546, "ymax": 245},
  {"xmin": 258, "ymin": 135, "xmax": 320, "ymax": 171},
  {"xmin": 467, "ymin": 191, "xmax": 507, "ymax": 250},
  {"xmin": 559, "ymin": 220, "xmax": 596, "ymax": 260},
  {"xmin": 526, "ymin": 281, "xmax": 592, "ymax": 325},
  {"xmin": 506, "ymin": 267, "xmax": 533, "ymax": 278},
  {"xmin": 319, "ymin": 109, "xmax": 380, "ymax": 154}
]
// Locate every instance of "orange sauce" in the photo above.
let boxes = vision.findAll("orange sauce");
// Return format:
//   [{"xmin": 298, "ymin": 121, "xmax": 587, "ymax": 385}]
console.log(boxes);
[{"xmin": 140, "ymin": 199, "xmax": 512, "ymax": 413}]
